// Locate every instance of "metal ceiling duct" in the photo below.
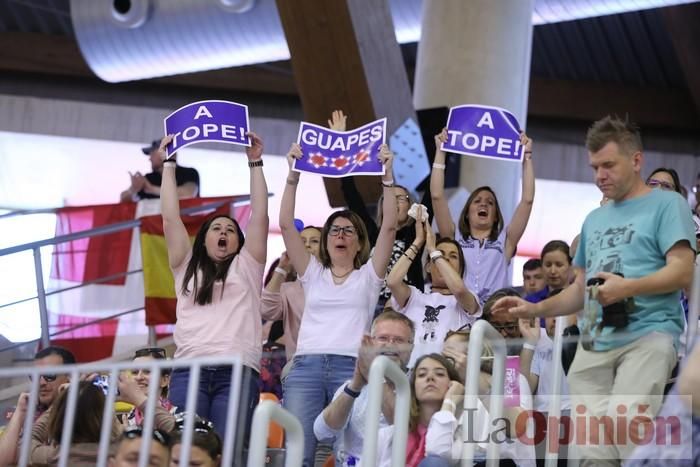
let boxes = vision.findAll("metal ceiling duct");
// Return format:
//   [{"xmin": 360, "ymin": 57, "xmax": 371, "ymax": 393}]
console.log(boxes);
[{"xmin": 70, "ymin": 0, "xmax": 699, "ymax": 83}]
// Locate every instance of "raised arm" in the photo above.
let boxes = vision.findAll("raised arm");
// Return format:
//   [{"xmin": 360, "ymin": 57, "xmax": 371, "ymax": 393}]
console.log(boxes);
[
  {"xmin": 120, "ymin": 172, "xmax": 145, "ymax": 203},
  {"xmin": 505, "ymin": 132, "xmax": 535, "ymax": 261},
  {"xmin": 518, "ymin": 319, "xmax": 541, "ymax": 394},
  {"xmin": 424, "ymin": 222, "xmax": 479, "ymax": 314},
  {"xmin": 260, "ymin": 254, "xmax": 292, "ymax": 321},
  {"xmin": 279, "ymin": 143, "xmax": 311, "ymax": 276},
  {"xmin": 242, "ymin": 132, "xmax": 269, "ymax": 264},
  {"xmin": 430, "ymin": 128, "xmax": 456, "ymax": 239},
  {"xmin": 159, "ymin": 135, "xmax": 191, "ymax": 270},
  {"xmin": 371, "ymin": 145, "xmax": 398, "ymax": 277},
  {"xmin": 0, "ymin": 393, "xmax": 28, "ymax": 466},
  {"xmin": 387, "ymin": 218, "xmax": 425, "ymax": 307}
]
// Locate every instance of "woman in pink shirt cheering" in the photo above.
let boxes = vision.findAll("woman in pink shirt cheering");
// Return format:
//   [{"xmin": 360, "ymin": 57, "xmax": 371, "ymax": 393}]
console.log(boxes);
[{"xmin": 158, "ymin": 133, "xmax": 269, "ymax": 462}]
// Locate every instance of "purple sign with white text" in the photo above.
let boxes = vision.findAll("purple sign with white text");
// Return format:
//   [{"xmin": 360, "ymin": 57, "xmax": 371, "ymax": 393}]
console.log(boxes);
[
  {"xmin": 163, "ymin": 100, "xmax": 251, "ymax": 157},
  {"xmin": 292, "ymin": 118, "xmax": 387, "ymax": 178},
  {"xmin": 441, "ymin": 105, "xmax": 523, "ymax": 162}
]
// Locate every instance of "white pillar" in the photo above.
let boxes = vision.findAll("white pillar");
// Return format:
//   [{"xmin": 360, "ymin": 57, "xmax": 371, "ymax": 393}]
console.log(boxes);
[{"xmin": 414, "ymin": 0, "xmax": 535, "ymax": 234}]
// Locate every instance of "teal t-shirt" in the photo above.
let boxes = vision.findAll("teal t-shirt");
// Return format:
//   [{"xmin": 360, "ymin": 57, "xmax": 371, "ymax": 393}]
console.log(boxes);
[{"xmin": 573, "ymin": 189, "xmax": 695, "ymax": 351}]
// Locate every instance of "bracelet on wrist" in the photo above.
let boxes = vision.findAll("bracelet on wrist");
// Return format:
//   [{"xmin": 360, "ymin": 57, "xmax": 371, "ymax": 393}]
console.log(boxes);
[
  {"xmin": 274, "ymin": 267, "xmax": 288, "ymax": 276},
  {"xmin": 432, "ymin": 162, "xmax": 446, "ymax": 170},
  {"xmin": 382, "ymin": 179, "xmax": 394, "ymax": 188},
  {"xmin": 286, "ymin": 177, "xmax": 299, "ymax": 186},
  {"xmin": 163, "ymin": 159, "xmax": 176, "ymax": 166},
  {"xmin": 522, "ymin": 342, "xmax": 537, "ymax": 351},
  {"xmin": 429, "ymin": 250, "xmax": 443, "ymax": 261},
  {"xmin": 248, "ymin": 159, "xmax": 263, "ymax": 168},
  {"xmin": 343, "ymin": 384, "xmax": 361, "ymax": 399}
]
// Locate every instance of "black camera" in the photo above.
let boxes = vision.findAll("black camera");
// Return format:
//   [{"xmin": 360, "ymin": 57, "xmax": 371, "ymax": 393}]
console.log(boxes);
[{"xmin": 587, "ymin": 274, "xmax": 631, "ymax": 330}]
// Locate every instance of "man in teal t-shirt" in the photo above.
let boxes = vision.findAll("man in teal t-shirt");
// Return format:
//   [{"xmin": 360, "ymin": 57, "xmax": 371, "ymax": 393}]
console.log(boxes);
[{"xmin": 490, "ymin": 116, "xmax": 695, "ymax": 466}]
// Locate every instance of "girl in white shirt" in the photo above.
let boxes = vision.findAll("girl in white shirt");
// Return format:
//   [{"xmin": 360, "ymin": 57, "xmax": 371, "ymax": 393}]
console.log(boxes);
[
  {"xmin": 388, "ymin": 219, "xmax": 481, "ymax": 367},
  {"xmin": 280, "ymin": 142, "xmax": 398, "ymax": 467}
]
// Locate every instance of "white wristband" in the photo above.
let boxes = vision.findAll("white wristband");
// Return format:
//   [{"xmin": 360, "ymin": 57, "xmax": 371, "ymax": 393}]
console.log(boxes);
[
  {"xmin": 274, "ymin": 267, "xmax": 288, "ymax": 276},
  {"xmin": 432, "ymin": 163, "xmax": 446, "ymax": 169},
  {"xmin": 429, "ymin": 250, "xmax": 443, "ymax": 261},
  {"xmin": 523, "ymin": 342, "xmax": 536, "ymax": 351}
]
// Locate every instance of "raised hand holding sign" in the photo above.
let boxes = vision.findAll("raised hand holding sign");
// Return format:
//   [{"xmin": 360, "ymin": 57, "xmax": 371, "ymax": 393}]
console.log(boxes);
[
  {"xmin": 292, "ymin": 117, "xmax": 387, "ymax": 177},
  {"xmin": 441, "ymin": 104, "xmax": 524, "ymax": 162}
]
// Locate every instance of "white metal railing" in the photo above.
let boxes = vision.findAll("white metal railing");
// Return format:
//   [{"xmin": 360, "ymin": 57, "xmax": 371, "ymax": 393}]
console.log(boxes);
[
  {"xmin": 360, "ymin": 355, "xmax": 411, "ymax": 467},
  {"xmin": 461, "ymin": 319, "xmax": 507, "ymax": 467},
  {"xmin": 247, "ymin": 400, "xmax": 304, "ymax": 467},
  {"xmin": 0, "ymin": 197, "xmax": 249, "ymax": 352},
  {"xmin": 0, "ymin": 355, "xmax": 258, "ymax": 467}
]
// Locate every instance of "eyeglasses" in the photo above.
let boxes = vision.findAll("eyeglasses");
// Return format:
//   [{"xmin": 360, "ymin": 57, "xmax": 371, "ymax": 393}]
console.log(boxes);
[
  {"xmin": 133, "ymin": 347, "xmax": 167, "ymax": 359},
  {"xmin": 28, "ymin": 374, "xmax": 57, "ymax": 383},
  {"xmin": 372, "ymin": 335, "xmax": 411, "ymax": 345},
  {"xmin": 395, "ymin": 195, "xmax": 410, "ymax": 203},
  {"xmin": 121, "ymin": 427, "xmax": 171, "ymax": 446},
  {"xmin": 647, "ymin": 179, "xmax": 675, "ymax": 191},
  {"xmin": 328, "ymin": 225, "xmax": 357, "ymax": 237}
]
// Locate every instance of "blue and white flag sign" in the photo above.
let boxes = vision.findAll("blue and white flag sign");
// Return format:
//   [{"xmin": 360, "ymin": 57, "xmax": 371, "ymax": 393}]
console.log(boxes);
[
  {"xmin": 292, "ymin": 118, "xmax": 387, "ymax": 178},
  {"xmin": 441, "ymin": 105, "xmax": 523, "ymax": 162},
  {"xmin": 163, "ymin": 100, "xmax": 251, "ymax": 158}
]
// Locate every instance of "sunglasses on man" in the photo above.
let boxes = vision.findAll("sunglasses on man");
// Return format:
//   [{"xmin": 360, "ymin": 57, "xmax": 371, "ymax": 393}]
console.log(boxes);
[
  {"xmin": 28, "ymin": 374, "xmax": 58, "ymax": 382},
  {"xmin": 133, "ymin": 347, "xmax": 167, "ymax": 359}
]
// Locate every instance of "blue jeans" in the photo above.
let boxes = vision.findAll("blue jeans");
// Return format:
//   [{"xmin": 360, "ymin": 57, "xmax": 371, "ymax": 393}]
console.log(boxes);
[
  {"xmin": 419, "ymin": 455, "xmax": 451, "ymax": 467},
  {"xmin": 170, "ymin": 364, "xmax": 259, "ymax": 463},
  {"xmin": 282, "ymin": 354, "xmax": 356, "ymax": 467}
]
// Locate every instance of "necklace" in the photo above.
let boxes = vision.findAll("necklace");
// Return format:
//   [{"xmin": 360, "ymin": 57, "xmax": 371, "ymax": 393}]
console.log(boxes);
[{"xmin": 331, "ymin": 266, "xmax": 353, "ymax": 279}]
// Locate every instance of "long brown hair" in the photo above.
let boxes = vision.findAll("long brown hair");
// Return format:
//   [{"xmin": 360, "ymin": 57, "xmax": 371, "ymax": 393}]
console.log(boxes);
[
  {"xmin": 457, "ymin": 187, "xmax": 504, "ymax": 242},
  {"xmin": 408, "ymin": 353, "xmax": 460, "ymax": 433},
  {"xmin": 181, "ymin": 215, "xmax": 245, "ymax": 306},
  {"xmin": 48, "ymin": 381, "xmax": 104, "ymax": 444},
  {"xmin": 318, "ymin": 210, "xmax": 370, "ymax": 269}
]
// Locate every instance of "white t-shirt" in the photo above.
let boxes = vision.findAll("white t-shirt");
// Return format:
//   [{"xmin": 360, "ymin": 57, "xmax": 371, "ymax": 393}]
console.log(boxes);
[
  {"xmin": 397, "ymin": 286, "xmax": 481, "ymax": 367},
  {"xmin": 296, "ymin": 256, "xmax": 383, "ymax": 357},
  {"xmin": 531, "ymin": 330, "xmax": 571, "ymax": 412}
]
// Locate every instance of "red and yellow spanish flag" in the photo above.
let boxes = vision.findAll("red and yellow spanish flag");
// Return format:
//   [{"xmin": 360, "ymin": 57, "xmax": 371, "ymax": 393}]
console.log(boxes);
[{"xmin": 140, "ymin": 197, "xmax": 252, "ymax": 325}]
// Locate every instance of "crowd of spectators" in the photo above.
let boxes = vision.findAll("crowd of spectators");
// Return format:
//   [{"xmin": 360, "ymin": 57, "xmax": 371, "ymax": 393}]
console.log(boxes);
[{"xmin": 1, "ymin": 113, "xmax": 699, "ymax": 466}]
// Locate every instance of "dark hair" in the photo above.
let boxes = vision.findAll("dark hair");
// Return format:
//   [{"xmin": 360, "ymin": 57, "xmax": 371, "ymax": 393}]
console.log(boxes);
[
  {"xmin": 263, "ymin": 257, "xmax": 281, "ymax": 287},
  {"xmin": 646, "ymin": 167, "xmax": 682, "ymax": 194},
  {"xmin": 541, "ymin": 240, "xmax": 571, "ymax": 264},
  {"xmin": 408, "ymin": 353, "xmax": 460, "ymax": 432},
  {"xmin": 371, "ymin": 310, "xmax": 416, "ymax": 338},
  {"xmin": 181, "ymin": 215, "xmax": 245, "ymax": 306},
  {"xmin": 170, "ymin": 429, "xmax": 222, "ymax": 461},
  {"xmin": 376, "ymin": 184, "xmax": 415, "ymax": 228},
  {"xmin": 48, "ymin": 381, "xmax": 104, "ymax": 444},
  {"xmin": 585, "ymin": 115, "xmax": 642, "ymax": 156},
  {"xmin": 522, "ymin": 258, "xmax": 542, "ymax": 272},
  {"xmin": 482, "ymin": 288, "xmax": 521, "ymax": 322},
  {"xmin": 458, "ymin": 187, "xmax": 504, "ymax": 242},
  {"xmin": 132, "ymin": 347, "xmax": 171, "ymax": 398},
  {"xmin": 319, "ymin": 210, "xmax": 370, "ymax": 269},
  {"xmin": 443, "ymin": 327, "xmax": 494, "ymax": 374},
  {"xmin": 427, "ymin": 237, "xmax": 466, "ymax": 279},
  {"xmin": 35, "ymin": 346, "xmax": 76, "ymax": 365}
]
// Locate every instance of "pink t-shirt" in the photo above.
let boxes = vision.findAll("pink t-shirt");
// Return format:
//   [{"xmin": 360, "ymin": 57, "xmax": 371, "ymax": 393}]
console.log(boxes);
[
  {"xmin": 260, "ymin": 280, "xmax": 304, "ymax": 360},
  {"xmin": 172, "ymin": 247, "xmax": 265, "ymax": 370}
]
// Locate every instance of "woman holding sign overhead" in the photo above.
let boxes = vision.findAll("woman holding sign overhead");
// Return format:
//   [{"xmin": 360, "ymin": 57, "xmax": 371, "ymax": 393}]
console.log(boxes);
[
  {"xmin": 431, "ymin": 128, "xmax": 534, "ymax": 305},
  {"xmin": 279, "ymin": 141, "xmax": 397, "ymax": 467},
  {"xmin": 158, "ymin": 133, "xmax": 268, "ymax": 456}
]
